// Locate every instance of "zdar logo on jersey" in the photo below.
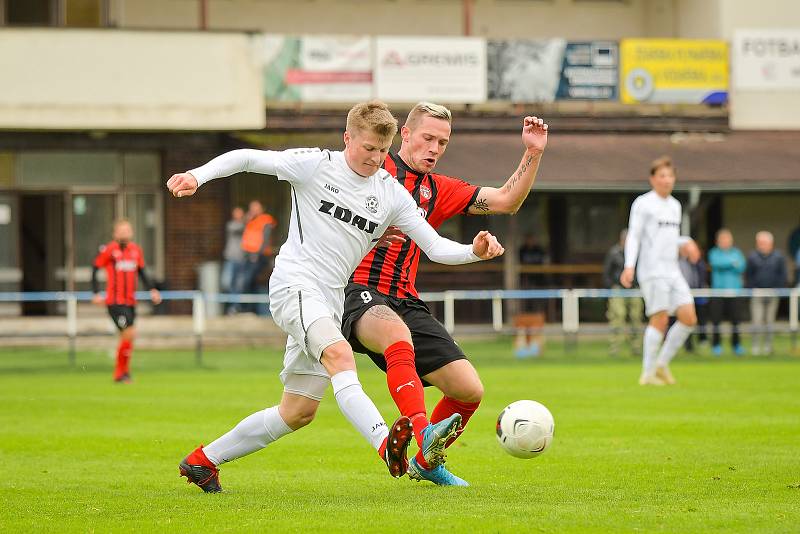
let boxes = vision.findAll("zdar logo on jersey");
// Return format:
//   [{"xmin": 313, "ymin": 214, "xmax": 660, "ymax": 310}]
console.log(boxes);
[{"xmin": 319, "ymin": 199, "xmax": 379, "ymax": 234}]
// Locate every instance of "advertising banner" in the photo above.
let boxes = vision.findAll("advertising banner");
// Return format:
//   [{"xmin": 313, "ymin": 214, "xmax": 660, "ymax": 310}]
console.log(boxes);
[
  {"xmin": 557, "ymin": 41, "xmax": 618, "ymax": 100},
  {"xmin": 620, "ymin": 39, "xmax": 728, "ymax": 104},
  {"xmin": 264, "ymin": 35, "xmax": 372, "ymax": 102},
  {"xmin": 374, "ymin": 37, "xmax": 487, "ymax": 103},
  {"xmin": 733, "ymin": 30, "xmax": 800, "ymax": 90}
]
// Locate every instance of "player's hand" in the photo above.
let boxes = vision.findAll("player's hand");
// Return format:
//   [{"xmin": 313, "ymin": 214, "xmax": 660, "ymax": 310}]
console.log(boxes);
[
  {"xmin": 472, "ymin": 230, "xmax": 505, "ymax": 260},
  {"xmin": 91, "ymin": 293, "xmax": 104, "ymax": 306},
  {"xmin": 680, "ymin": 240, "xmax": 701, "ymax": 263},
  {"xmin": 167, "ymin": 172, "xmax": 199, "ymax": 198},
  {"xmin": 374, "ymin": 226, "xmax": 406, "ymax": 247},
  {"xmin": 522, "ymin": 116, "xmax": 548, "ymax": 153},
  {"xmin": 150, "ymin": 288, "xmax": 162, "ymax": 306},
  {"xmin": 620, "ymin": 267, "xmax": 635, "ymax": 288}
]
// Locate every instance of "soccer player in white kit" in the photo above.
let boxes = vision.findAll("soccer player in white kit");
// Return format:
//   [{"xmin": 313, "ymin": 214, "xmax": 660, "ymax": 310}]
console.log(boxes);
[
  {"xmin": 620, "ymin": 156, "xmax": 698, "ymax": 386},
  {"xmin": 166, "ymin": 101, "xmax": 505, "ymax": 492}
]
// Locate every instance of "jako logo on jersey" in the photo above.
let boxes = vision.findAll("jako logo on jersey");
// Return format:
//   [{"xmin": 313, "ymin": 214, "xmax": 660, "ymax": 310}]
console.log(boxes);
[
  {"xmin": 420, "ymin": 185, "xmax": 431, "ymax": 199},
  {"xmin": 324, "ymin": 183, "xmax": 339, "ymax": 194},
  {"xmin": 115, "ymin": 260, "xmax": 138, "ymax": 272},
  {"xmin": 365, "ymin": 195, "xmax": 379, "ymax": 214},
  {"xmin": 319, "ymin": 199, "xmax": 379, "ymax": 234}
]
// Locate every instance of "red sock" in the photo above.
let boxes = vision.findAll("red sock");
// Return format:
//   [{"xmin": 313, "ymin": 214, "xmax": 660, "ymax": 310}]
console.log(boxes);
[
  {"xmin": 189, "ymin": 445, "xmax": 216, "ymax": 468},
  {"xmin": 385, "ymin": 341, "xmax": 428, "ymax": 447},
  {"xmin": 115, "ymin": 339, "xmax": 132, "ymax": 379},
  {"xmin": 430, "ymin": 396, "xmax": 481, "ymax": 448}
]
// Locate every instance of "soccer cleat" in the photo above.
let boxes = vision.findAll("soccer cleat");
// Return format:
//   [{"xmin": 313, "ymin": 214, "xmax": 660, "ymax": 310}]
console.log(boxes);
[
  {"xmin": 179, "ymin": 446, "xmax": 222, "ymax": 493},
  {"xmin": 655, "ymin": 366, "xmax": 676, "ymax": 385},
  {"xmin": 420, "ymin": 413, "xmax": 462, "ymax": 469},
  {"xmin": 114, "ymin": 373, "xmax": 132, "ymax": 384},
  {"xmin": 407, "ymin": 456, "xmax": 469, "ymax": 487},
  {"xmin": 383, "ymin": 416, "xmax": 414, "ymax": 478},
  {"xmin": 638, "ymin": 373, "xmax": 666, "ymax": 386}
]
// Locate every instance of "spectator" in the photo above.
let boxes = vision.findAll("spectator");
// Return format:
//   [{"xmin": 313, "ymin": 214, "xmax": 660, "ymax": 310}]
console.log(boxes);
[
  {"xmin": 708, "ymin": 229, "xmax": 746, "ymax": 356},
  {"xmin": 518, "ymin": 233, "xmax": 548, "ymax": 312},
  {"xmin": 745, "ymin": 231, "xmax": 788, "ymax": 355},
  {"xmin": 221, "ymin": 207, "xmax": 245, "ymax": 313},
  {"xmin": 603, "ymin": 229, "xmax": 643, "ymax": 356},
  {"xmin": 678, "ymin": 239, "xmax": 709, "ymax": 352},
  {"xmin": 235, "ymin": 200, "xmax": 277, "ymax": 313},
  {"xmin": 788, "ymin": 218, "xmax": 800, "ymax": 262}
]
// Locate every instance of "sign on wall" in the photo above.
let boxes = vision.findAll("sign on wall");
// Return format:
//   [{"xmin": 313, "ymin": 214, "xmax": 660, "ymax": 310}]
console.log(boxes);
[
  {"xmin": 620, "ymin": 39, "xmax": 728, "ymax": 105},
  {"xmin": 374, "ymin": 37, "xmax": 487, "ymax": 103},
  {"xmin": 733, "ymin": 30, "xmax": 800, "ymax": 90}
]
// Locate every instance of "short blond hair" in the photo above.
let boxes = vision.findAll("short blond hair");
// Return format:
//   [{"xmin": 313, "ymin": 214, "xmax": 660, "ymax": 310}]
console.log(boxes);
[
  {"xmin": 346, "ymin": 100, "xmax": 398, "ymax": 142},
  {"xmin": 650, "ymin": 156, "xmax": 674, "ymax": 176},
  {"xmin": 405, "ymin": 102, "xmax": 452, "ymax": 131}
]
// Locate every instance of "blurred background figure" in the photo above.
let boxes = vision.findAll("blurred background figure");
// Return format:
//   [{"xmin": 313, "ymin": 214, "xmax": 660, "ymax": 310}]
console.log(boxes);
[
  {"xmin": 603, "ymin": 229, "xmax": 643, "ymax": 356},
  {"xmin": 518, "ymin": 233, "xmax": 548, "ymax": 314},
  {"xmin": 235, "ymin": 200, "xmax": 276, "ymax": 314},
  {"xmin": 708, "ymin": 229, "xmax": 745, "ymax": 356},
  {"xmin": 746, "ymin": 231, "xmax": 788, "ymax": 356},
  {"xmin": 221, "ymin": 206, "xmax": 245, "ymax": 314},
  {"xmin": 678, "ymin": 239, "xmax": 708, "ymax": 353}
]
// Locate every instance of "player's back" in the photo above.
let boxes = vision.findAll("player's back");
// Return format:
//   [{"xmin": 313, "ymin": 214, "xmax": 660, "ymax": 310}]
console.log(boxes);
[{"xmin": 629, "ymin": 190, "xmax": 682, "ymax": 281}]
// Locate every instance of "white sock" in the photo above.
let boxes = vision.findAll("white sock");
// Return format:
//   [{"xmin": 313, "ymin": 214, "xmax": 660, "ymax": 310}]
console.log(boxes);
[
  {"xmin": 331, "ymin": 370, "xmax": 389, "ymax": 451},
  {"xmin": 203, "ymin": 406, "xmax": 292, "ymax": 466},
  {"xmin": 643, "ymin": 326, "xmax": 664, "ymax": 376},
  {"xmin": 656, "ymin": 322, "xmax": 693, "ymax": 367}
]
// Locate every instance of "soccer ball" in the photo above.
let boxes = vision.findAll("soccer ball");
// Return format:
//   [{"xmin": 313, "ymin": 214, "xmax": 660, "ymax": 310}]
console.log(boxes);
[{"xmin": 496, "ymin": 400, "xmax": 554, "ymax": 459}]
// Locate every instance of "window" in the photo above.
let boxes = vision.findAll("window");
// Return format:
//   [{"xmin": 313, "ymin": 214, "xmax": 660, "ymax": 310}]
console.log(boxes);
[{"xmin": 4, "ymin": 0, "xmax": 55, "ymax": 26}]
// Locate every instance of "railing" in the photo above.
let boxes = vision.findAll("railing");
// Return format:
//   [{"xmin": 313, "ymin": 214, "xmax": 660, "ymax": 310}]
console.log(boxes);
[{"xmin": 1, "ymin": 288, "xmax": 797, "ymax": 363}]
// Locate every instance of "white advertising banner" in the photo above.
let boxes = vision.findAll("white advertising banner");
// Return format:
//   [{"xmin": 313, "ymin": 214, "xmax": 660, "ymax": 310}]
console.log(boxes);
[
  {"xmin": 733, "ymin": 30, "xmax": 800, "ymax": 90},
  {"xmin": 295, "ymin": 36, "xmax": 373, "ymax": 102},
  {"xmin": 374, "ymin": 37, "xmax": 487, "ymax": 103}
]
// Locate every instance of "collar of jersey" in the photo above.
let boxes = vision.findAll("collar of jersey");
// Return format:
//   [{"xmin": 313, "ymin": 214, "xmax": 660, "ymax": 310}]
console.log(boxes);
[{"xmin": 389, "ymin": 152, "xmax": 422, "ymax": 179}]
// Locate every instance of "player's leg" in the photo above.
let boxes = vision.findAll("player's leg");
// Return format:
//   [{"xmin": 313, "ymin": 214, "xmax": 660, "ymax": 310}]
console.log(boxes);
[
  {"xmin": 422, "ymin": 359, "xmax": 483, "ymax": 447},
  {"xmin": 317, "ymin": 334, "xmax": 413, "ymax": 478},
  {"xmin": 352, "ymin": 304, "xmax": 431, "ymax": 446},
  {"xmin": 656, "ymin": 276, "xmax": 697, "ymax": 384},
  {"xmin": 180, "ymin": 383, "xmax": 319, "ymax": 493},
  {"xmin": 108, "ymin": 305, "xmax": 135, "ymax": 382},
  {"xmin": 639, "ymin": 279, "xmax": 669, "ymax": 385}
]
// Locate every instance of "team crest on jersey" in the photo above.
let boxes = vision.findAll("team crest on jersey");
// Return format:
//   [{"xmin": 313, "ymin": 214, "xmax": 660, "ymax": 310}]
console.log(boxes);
[
  {"xmin": 420, "ymin": 185, "xmax": 431, "ymax": 200},
  {"xmin": 365, "ymin": 195, "xmax": 379, "ymax": 214}
]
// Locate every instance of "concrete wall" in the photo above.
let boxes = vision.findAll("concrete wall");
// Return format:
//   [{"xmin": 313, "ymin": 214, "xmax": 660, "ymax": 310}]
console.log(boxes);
[{"xmin": 0, "ymin": 29, "xmax": 264, "ymax": 130}]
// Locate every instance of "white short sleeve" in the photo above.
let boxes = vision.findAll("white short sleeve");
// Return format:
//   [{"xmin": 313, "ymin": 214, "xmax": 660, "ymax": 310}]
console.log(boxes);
[{"xmin": 274, "ymin": 148, "xmax": 327, "ymax": 188}]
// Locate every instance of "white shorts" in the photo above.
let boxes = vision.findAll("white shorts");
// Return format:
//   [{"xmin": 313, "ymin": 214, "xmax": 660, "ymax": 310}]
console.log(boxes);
[
  {"xmin": 639, "ymin": 275, "xmax": 694, "ymax": 317},
  {"xmin": 269, "ymin": 283, "xmax": 345, "ymax": 400}
]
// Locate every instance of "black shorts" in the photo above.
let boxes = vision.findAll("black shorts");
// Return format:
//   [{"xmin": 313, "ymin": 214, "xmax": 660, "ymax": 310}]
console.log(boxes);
[
  {"xmin": 341, "ymin": 283, "xmax": 467, "ymax": 385},
  {"xmin": 108, "ymin": 305, "xmax": 136, "ymax": 331}
]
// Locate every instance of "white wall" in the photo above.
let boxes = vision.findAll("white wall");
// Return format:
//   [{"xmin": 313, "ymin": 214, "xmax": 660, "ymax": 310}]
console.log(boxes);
[{"xmin": 0, "ymin": 29, "xmax": 264, "ymax": 130}]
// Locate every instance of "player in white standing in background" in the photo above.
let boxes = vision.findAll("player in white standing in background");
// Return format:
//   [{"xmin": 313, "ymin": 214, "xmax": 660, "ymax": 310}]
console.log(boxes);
[
  {"xmin": 166, "ymin": 101, "xmax": 505, "ymax": 492},
  {"xmin": 620, "ymin": 156, "xmax": 698, "ymax": 386}
]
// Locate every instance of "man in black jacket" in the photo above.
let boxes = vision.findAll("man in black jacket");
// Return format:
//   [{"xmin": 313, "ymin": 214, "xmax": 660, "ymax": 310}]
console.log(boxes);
[{"xmin": 745, "ymin": 231, "xmax": 788, "ymax": 355}]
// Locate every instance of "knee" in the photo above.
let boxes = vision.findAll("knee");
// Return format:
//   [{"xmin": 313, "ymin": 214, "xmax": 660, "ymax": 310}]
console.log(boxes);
[
  {"xmin": 321, "ymin": 342, "xmax": 356, "ymax": 374},
  {"xmin": 449, "ymin": 377, "xmax": 484, "ymax": 404},
  {"xmin": 282, "ymin": 405, "xmax": 318, "ymax": 430}
]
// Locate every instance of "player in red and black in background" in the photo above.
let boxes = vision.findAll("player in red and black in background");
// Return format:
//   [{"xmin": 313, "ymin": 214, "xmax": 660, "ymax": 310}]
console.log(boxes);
[
  {"xmin": 342, "ymin": 102, "xmax": 548, "ymax": 485},
  {"xmin": 92, "ymin": 219, "xmax": 161, "ymax": 383}
]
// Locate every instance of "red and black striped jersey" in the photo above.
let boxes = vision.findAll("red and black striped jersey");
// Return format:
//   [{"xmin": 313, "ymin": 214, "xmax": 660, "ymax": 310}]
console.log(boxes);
[
  {"xmin": 350, "ymin": 152, "xmax": 480, "ymax": 299},
  {"xmin": 93, "ymin": 241, "xmax": 145, "ymax": 306}
]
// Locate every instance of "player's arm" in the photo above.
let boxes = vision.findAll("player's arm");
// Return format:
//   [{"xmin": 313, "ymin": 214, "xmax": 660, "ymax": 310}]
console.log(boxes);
[
  {"xmin": 620, "ymin": 200, "xmax": 644, "ymax": 288},
  {"xmin": 167, "ymin": 149, "xmax": 283, "ymax": 197},
  {"xmin": 138, "ymin": 266, "xmax": 162, "ymax": 305},
  {"xmin": 466, "ymin": 116, "xmax": 548, "ymax": 215},
  {"xmin": 91, "ymin": 247, "xmax": 108, "ymax": 306},
  {"xmin": 404, "ymin": 222, "xmax": 504, "ymax": 264}
]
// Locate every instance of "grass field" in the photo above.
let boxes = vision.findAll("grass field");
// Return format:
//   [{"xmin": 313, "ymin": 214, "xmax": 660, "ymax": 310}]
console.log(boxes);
[{"xmin": 1, "ymin": 337, "xmax": 799, "ymax": 533}]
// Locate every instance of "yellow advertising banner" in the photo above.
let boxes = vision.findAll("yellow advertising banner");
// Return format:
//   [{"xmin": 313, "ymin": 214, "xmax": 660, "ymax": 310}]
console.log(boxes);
[{"xmin": 620, "ymin": 39, "xmax": 728, "ymax": 105}]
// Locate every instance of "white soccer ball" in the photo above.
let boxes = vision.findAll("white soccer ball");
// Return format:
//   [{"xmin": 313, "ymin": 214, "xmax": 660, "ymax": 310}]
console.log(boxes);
[{"xmin": 496, "ymin": 400, "xmax": 554, "ymax": 459}]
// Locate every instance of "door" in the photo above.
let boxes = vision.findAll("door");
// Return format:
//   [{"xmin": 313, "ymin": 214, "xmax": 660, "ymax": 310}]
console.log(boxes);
[{"xmin": 21, "ymin": 193, "xmax": 64, "ymax": 315}]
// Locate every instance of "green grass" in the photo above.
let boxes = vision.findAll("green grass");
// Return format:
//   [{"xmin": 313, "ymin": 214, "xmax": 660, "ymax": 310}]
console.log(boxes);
[{"xmin": 1, "ymin": 338, "xmax": 799, "ymax": 533}]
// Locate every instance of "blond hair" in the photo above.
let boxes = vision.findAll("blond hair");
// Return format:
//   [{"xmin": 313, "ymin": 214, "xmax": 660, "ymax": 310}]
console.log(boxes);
[
  {"xmin": 405, "ymin": 102, "xmax": 452, "ymax": 131},
  {"xmin": 650, "ymin": 156, "xmax": 674, "ymax": 176},
  {"xmin": 113, "ymin": 218, "xmax": 131, "ymax": 230},
  {"xmin": 346, "ymin": 100, "xmax": 398, "ymax": 142}
]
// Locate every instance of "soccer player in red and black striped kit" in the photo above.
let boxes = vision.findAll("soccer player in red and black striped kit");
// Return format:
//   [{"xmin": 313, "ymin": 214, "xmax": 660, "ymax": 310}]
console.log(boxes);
[
  {"xmin": 342, "ymin": 102, "xmax": 548, "ymax": 485},
  {"xmin": 92, "ymin": 219, "xmax": 161, "ymax": 383}
]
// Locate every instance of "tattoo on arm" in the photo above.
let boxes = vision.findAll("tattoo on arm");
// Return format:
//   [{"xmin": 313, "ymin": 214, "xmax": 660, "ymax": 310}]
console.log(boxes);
[
  {"xmin": 365, "ymin": 305, "xmax": 405, "ymax": 323},
  {"xmin": 503, "ymin": 154, "xmax": 535, "ymax": 193},
  {"xmin": 473, "ymin": 198, "xmax": 490, "ymax": 212}
]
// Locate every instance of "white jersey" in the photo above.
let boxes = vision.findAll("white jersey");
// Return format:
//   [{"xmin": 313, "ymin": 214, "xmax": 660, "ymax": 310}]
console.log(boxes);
[
  {"xmin": 190, "ymin": 148, "xmax": 480, "ymax": 293},
  {"xmin": 624, "ymin": 190, "xmax": 688, "ymax": 282}
]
